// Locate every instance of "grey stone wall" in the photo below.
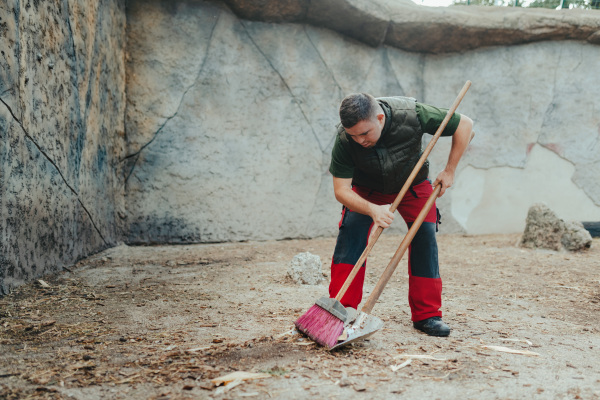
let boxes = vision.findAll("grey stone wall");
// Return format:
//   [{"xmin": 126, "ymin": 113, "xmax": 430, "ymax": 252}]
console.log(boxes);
[
  {"xmin": 0, "ymin": 0, "xmax": 126, "ymax": 294},
  {"xmin": 124, "ymin": 0, "xmax": 600, "ymax": 243}
]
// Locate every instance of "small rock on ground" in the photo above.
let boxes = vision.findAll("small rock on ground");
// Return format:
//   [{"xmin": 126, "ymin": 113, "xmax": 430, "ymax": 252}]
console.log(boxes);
[{"xmin": 287, "ymin": 252, "xmax": 323, "ymax": 285}]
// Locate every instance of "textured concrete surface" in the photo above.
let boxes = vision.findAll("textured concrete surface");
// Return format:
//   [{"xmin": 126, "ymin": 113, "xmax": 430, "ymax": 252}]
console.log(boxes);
[
  {"xmin": 0, "ymin": 0, "xmax": 126, "ymax": 294},
  {"xmin": 125, "ymin": 0, "xmax": 600, "ymax": 244}
]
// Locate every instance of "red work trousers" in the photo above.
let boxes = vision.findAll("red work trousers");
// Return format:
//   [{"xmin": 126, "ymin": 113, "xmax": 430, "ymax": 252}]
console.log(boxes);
[{"xmin": 328, "ymin": 180, "xmax": 442, "ymax": 322}]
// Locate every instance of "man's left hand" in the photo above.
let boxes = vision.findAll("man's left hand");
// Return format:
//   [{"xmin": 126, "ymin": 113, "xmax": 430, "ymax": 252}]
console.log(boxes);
[{"xmin": 433, "ymin": 169, "xmax": 455, "ymax": 198}]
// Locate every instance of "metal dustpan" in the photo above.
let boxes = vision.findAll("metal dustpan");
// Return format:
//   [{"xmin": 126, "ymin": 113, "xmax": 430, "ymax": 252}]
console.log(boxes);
[{"xmin": 330, "ymin": 311, "xmax": 384, "ymax": 350}]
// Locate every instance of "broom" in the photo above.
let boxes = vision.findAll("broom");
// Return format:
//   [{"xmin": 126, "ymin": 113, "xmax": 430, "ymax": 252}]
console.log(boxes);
[{"xmin": 295, "ymin": 81, "xmax": 472, "ymax": 348}]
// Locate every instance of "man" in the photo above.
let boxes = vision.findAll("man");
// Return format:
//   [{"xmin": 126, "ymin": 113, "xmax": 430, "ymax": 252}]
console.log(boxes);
[{"xmin": 328, "ymin": 93, "xmax": 473, "ymax": 336}]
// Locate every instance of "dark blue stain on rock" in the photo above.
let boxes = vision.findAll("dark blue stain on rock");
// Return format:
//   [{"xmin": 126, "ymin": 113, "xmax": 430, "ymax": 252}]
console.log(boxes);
[
  {"xmin": 63, "ymin": 0, "xmax": 88, "ymax": 191},
  {"xmin": 96, "ymin": 145, "xmax": 107, "ymax": 173},
  {"xmin": 99, "ymin": 62, "xmax": 109, "ymax": 111},
  {"xmin": 128, "ymin": 217, "xmax": 204, "ymax": 245},
  {"xmin": 160, "ymin": 1, "xmax": 184, "ymax": 17},
  {"xmin": 0, "ymin": 113, "xmax": 6, "ymax": 295},
  {"xmin": 0, "ymin": 258, "xmax": 14, "ymax": 295},
  {"xmin": 0, "ymin": 21, "xmax": 8, "ymax": 39},
  {"xmin": 69, "ymin": 124, "xmax": 84, "ymax": 173}
]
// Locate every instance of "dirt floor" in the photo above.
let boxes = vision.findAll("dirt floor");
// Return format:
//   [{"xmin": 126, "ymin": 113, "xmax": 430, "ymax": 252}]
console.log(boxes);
[{"xmin": 1, "ymin": 233, "xmax": 600, "ymax": 399}]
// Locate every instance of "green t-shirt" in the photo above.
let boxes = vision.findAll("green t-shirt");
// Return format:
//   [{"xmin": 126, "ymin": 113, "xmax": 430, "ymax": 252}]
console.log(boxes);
[{"xmin": 329, "ymin": 102, "xmax": 461, "ymax": 179}]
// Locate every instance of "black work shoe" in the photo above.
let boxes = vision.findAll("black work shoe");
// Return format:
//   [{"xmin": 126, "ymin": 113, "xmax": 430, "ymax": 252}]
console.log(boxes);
[{"xmin": 413, "ymin": 317, "xmax": 450, "ymax": 337}]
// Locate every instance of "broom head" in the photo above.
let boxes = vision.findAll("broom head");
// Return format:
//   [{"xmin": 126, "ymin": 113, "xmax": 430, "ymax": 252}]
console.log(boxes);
[{"xmin": 295, "ymin": 299, "xmax": 346, "ymax": 348}]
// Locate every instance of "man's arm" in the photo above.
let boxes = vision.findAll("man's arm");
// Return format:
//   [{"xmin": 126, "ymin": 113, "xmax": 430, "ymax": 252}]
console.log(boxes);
[
  {"xmin": 432, "ymin": 114, "xmax": 473, "ymax": 197},
  {"xmin": 333, "ymin": 177, "xmax": 395, "ymax": 228}
]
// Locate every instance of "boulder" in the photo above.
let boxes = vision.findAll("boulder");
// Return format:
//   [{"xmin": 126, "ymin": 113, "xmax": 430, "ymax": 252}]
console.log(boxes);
[
  {"xmin": 561, "ymin": 221, "xmax": 593, "ymax": 251},
  {"xmin": 521, "ymin": 203, "xmax": 593, "ymax": 251},
  {"xmin": 287, "ymin": 252, "xmax": 324, "ymax": 285},
  {"xmin": 521, "ymin": 203, "xmax": 564, "ymax": 251},
  {"xmin": 221, "ymin": 0, "xmax": 600, "ymax": 53}
]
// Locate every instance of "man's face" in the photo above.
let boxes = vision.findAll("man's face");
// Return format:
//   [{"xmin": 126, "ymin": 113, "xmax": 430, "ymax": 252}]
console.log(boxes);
[{"xmin": 344, "ymin": 112, "xmax": 385, "ymax": 149}]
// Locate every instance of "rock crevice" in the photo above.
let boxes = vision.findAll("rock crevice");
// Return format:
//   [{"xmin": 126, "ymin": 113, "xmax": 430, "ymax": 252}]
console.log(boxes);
[
  {"xmin": 0, "ymin": 97, "xmax": 108, "ymax": 246},
  {"xmin": 304, "ymin": 26, "xmax": 344, "ymax": 101},
  {"xmin": 124, "ymin": 10, "xmax": 222, "ymax": 183},
  {"xmin": 240, "ymin": 20, "xmax": 325, "ymax": 152}
]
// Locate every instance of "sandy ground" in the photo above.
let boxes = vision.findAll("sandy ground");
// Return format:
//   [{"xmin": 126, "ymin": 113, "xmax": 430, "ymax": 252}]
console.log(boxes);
[{"xmin": 1, "ymin": 233, "xmax": 600, "ymax": 399}]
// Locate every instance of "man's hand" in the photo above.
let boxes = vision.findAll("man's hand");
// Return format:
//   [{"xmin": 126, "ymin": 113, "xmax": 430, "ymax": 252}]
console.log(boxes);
[
  {"xmin": 433, "ymin": 169, "xmax": 455, "ymax": 198},
  {"xmin": 368, "ymin": 203, "xmax": 395, "ymax": 228},
  {"xmin": 333, "ymin": 177, "xmax": 395, "ymax": 235},
  {"xmin": 433, "ymin": 114, "xmax": 473, "ymax": 198}
]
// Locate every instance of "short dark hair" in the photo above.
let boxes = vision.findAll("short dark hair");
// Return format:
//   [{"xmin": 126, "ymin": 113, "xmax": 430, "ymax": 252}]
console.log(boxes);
[{"xmin": 339, "ymin": 93, "xmax": 379, "ymax": 128}]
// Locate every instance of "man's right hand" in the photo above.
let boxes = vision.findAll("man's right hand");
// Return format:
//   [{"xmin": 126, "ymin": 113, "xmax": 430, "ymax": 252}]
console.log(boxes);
[
  {"xmin": 368, "ymin": 203, "xmax": 395, "ymax": 228},
  {"xmin": 333, "ymin": 177, "xmax": 395, "ymax": 230}
]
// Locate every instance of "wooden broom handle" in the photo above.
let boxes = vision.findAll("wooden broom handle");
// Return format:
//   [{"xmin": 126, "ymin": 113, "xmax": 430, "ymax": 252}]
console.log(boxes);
[{"xmin": 334, "ymin": 81, "xmax": 472, "ymax": 302}]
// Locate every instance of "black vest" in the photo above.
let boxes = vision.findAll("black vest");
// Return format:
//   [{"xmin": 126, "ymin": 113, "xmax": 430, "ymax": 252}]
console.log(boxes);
[{"xmin": 337, "ymin": 96, "xmax": 428, "ymax": 194}]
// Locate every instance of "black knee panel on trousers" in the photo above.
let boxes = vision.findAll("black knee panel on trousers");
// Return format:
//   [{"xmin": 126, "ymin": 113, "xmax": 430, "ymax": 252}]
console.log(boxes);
[
  {"xmin": 407, "ymin": 221, "xmax": 439, "ymax": 279},
  {"xmin": 333, "ymin": 208, "xmax": 373, "ymax": 266}
]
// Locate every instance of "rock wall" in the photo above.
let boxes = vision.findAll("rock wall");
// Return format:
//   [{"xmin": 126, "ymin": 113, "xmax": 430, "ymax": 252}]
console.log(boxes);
[
  {"xmin": 125, "ymin": 0, "xmax": 600, "ymax": 243},
  {"xmin": 0, "ymin": 0, "xmax": 126, "ymax": 294}
]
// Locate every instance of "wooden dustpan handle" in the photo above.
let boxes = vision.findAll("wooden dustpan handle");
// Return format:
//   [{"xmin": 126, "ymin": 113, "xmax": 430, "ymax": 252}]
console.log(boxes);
[{"xmin": 334, "ymin": 81, "xmax": 472, "ymax": 302}]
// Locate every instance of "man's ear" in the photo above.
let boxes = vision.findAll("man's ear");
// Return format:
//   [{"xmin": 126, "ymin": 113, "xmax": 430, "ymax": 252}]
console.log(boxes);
[{"xmin": 377, "ymin": 112, "xmax": 385, "ymax": 124}]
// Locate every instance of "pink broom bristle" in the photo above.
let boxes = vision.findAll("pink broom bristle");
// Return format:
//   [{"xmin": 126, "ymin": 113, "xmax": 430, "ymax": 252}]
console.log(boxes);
[{"xmin": 295, "ymin": 304, "xmax": 345, "ymax": 348}]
